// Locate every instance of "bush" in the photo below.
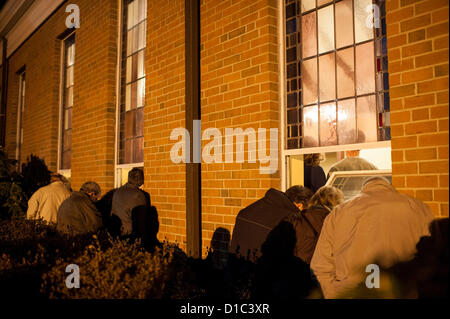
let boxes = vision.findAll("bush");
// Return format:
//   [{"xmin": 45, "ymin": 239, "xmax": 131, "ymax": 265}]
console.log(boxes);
[
  {"xmin": 0, "ymin": 148, "xmax": 26, "ymax": 220},
  {"xmin": 20, "ymin": 154, "xmax": 51, "ymax": 200},
  {"xmin": 42, "ymin": 237, "xmax": 205, "ymax": 299}
]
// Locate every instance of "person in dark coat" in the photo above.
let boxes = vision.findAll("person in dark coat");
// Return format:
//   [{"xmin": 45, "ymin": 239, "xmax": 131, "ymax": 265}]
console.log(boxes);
[
  {"xmin": 56, "ymin": 181, "xmax": 103, "ymax": 235},
  {"xmin": 304, "ymin": 153, "xmax": 327, "ymax": 193},
  {"xmin": 111, "ymin": 167, "xmax": 149, "ymax": 235},
  {"xmin": 229, "ymin": 186, "xmax": 313, "ymax": 262}
]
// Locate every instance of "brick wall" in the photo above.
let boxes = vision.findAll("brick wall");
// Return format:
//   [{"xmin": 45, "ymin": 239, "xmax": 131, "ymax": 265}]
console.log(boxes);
[
  {"xmin": 386, "ymin": 0, "xmax": 449, "ymax": 217},
  {"xmin": 144, "ymin": 0, "xmax": 187, "ymax": 247},
  {"xmin": 4, "ymin": 0, "xmax": 118, "ymax": 194},
  {"xmin": 70, "ymin": 0, "xmax": 118, "ymax": 192},
  {"xmin": 5, "ymin": 5, "xmax": 67, "ymax": 171},
  {"xmin": 200, "ymin": 0, "xmax": 280, "ymax": 255}
]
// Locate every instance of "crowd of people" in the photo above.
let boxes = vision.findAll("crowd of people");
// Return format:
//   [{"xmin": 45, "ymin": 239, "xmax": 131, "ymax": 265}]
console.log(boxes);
[{"xmin": 25, "ymin": 153, "xmax": 448, "ymax": 298}]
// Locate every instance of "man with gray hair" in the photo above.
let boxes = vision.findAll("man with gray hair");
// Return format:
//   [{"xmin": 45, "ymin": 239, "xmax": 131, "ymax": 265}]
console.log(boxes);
[
  {"xmin": 111, "ymin": 167, "xmax": 149, "ymax": 235},
  {"xmin": 310, "ymin": 176, "xmax": 435, "ymax": 298},
  {"xmin": 57, "ymin": 181, "xmax": 103, "ymax": 235}
]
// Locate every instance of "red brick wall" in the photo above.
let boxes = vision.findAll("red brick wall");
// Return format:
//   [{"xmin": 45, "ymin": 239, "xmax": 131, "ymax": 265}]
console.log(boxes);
[
  {"xmin": 5, "ymin": 5, "xmax": 67, "ymax": 171},
  {"xmin": 200, "ymin": 0, "xmax": 280, "ymax": 255},
  {"xmin": 386, "ymin": 0, "xmax": 449, "ymax": 217},
  {"xmin": 144, "ymin": 0, "xmax": 187, "ymax": 247},
  {"xmin": 4, "ymin": 0, "xmax": 118, "ymax": 194}
]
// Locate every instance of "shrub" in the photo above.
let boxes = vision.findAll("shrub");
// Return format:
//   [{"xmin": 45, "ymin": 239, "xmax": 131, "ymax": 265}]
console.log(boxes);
[
  {"xmin": 42, "ymin": 237, "xmax": 204, "ymax": 299},
  {"xmin": 20, "ymin": 154, "xmax": 51, "ymax": 200},
  {"xmin": 0, "ymin": 148, "xmax": 26, "ymax": 220}
]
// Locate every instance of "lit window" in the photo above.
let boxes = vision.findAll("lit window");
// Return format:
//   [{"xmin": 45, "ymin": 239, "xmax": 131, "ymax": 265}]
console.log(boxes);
[
  {"xmin": 119, "ymin": 0, "xmax": 147, "ymax": 164},
  {"xmin": 60, "ymin": 34, "xmax": 75, "ymax": 170},
  {"xmin": 16, "ymin": 71, "xmax": 25, "ymax": 167},
  {"xmin": 285, "ymin": 0, "xmax": 390, "ymax": 149}
]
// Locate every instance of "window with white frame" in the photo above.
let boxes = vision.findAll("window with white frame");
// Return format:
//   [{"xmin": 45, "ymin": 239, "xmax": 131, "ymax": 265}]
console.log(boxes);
[
  {"xmin": 119, "ymin": 0, "xmax": 146, "ymax": 165},
  {"xmin": 115, "ymin": 0, "xmax": 147, "ymax": 187},
  {"xmin": 60, "ymin": 34, "xmax": 75, "ymax": 172},
  {"xmin": 284, "ymin": 0, "xmax": 390, "ymax": 150},
  {"xmin": 16, "ymin": 71, "xmax": 25, "ymax": 168}
]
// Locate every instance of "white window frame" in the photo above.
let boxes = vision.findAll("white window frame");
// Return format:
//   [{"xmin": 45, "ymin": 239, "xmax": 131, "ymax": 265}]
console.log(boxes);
[
  {"xmin": 277, "ymin": 0, "xmax": 391, "ymax": 191},
  {"xmin": 15, "ymin": 71, "xmax": 25, "ymax": 168},
  {"xmin": 57, "ymin": 31, "xmax": 75, "ymax": 177},
  {"xmin": 114, "ymin": 0, "xmax": 144, "ymax": 188}
]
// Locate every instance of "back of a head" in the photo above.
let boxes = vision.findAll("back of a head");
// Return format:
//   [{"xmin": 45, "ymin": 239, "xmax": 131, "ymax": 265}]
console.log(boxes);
[
  {"xmin": 128, "ymin": 167, "xmax": 144, "ymax": 187},
  {"xmin": 308, "ymin": 186, "xmax": 344, "ymax": 209},
  {"xmin": 50, "ymin": 173, "xmax": 64, "ymax": 183},
  {"xmin": 80, "ymin": 181, "xmax": 101, "ymax": 196},
  {"xmin": 304, "ymin": 153, "xmax": 322, "ymax": 167},
  {"xmin": 285, "ymin": 185, "xmax": 313, "ymax": 206}
]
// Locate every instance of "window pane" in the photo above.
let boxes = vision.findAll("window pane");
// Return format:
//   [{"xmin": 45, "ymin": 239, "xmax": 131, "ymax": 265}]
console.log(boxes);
[
  {"xmin": 336, "ymin": 47, "xmax": 355, "ymax": 99},
  {"xmin": 138, "ymin": 50, "xmax": 145, "ymax": 79},
  {"xmin": 356, "ymin": 42, "xmax": 375, "ymax": 95},
  {"xmin": 63, "ymin": 130, "xmax": 72, "ymax": 151},
  {"xmin": 131, "ymin": 81, "xmax": 137, "ymax": 109},
  {"xmin": 354, "ymin": 0, "xmax": 374, "ymax": 43},
  {"xmin": 338, "ymin": 99, "xmax": 357, "ymax": 145},
  {"xmin": 124, "ymin": 139, "xmax": 133, "ymax": 164},
  {"xmin": 302, "ymin": 58, "xmax": 318, "ymax": 105},
  {"xmin": 320, "ymin": 102, "xmax": 337, "ymax": 146},
  {"xmin": 66, "ymin": 66, "xmax": 74, "ymax": 88},
  {"xmin": 287, "ymin": 109, "xmax": 297, "ymax": 124},
  {"xmin": 302, "ymin": 12, "xmax": 317, "ymax": 58},
  {"xmin": 125, "ymin": 110, "xmax": 135, "ymax": 138},
  {"xmin": 137, "ymin": 78, "xmax": 145, "ymax": 108},
  {"xmin": 132, "ymin": 53, "xmax": 138, "ymax": 81},
  {"xmin": 67, "ymin": 108, "xmax": 72, "ymax": 129},
  {"xmin": 318, "ymin": 5, "xmax": 334, "ymax": 54},
  {"xmin": 66, "ymin": 86, "xmax": 74, "ymax": 107},
  {"xmin": 126, "ymin": 84, "xmax": 131, "ymax": 111},
  {"xmin": 301, "ymin": 0, "xmax": 315, "ymax": 12},
  {"xmin": 67, "ymin": 44, "xmax": 75, "ymax": 66},
  {"xmin": 357, "ymin": 95, "xmax": 377, "ymax": 143},
  {"xmin": 126, "ymin": 57, "xmax": 132, "ymax": 83},
  {"xmin": 335, "ymin": 0, "xmax": 353, "ymax": 49},
  {"xmin": 318, "ymin": 0, "xmax": 333, "ymax": 5},
  {"xmin": 303, "ymin": 105, "xmax": 319, "ymax": 147},
  {"xmin": 319, "ymin": 52, "xmax": 335, "ymax": 102},
  {"xmin": 136, "ymin": 108, "xmax": 144, "ymax": 136},
  {"xmin": 127, "ymin": 0, "xmax": 135, "ymax": 29},
  {"xmin": 138, "ymin": 0, "xmax": 146, "ymax": 23},
  {"xmin": 138, "ymin": 21, "xmax": 146, "ymax": 51},
  {"xmin": 134, "ymin": 137, "xmax": 144, "ymax": 163},
  {"xmin": 127, "ymin": 29, "xmax": 133, "ymax": 56},
  {"xmin": 62, "ymin": 150, "xmax": 71, "ymax": 170}
]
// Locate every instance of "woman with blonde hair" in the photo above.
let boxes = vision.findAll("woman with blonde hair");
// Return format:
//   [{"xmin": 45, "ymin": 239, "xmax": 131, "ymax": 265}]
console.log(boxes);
[{"xmin": 287, "ymin": 185, "xmax": 344, "ymax": 264}]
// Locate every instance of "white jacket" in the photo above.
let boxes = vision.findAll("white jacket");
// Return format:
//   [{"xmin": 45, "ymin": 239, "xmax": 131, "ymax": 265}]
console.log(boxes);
[
  {"xmin": 27, "ymin": 181, "xmax": 71, "ymax": 223},
  {"xmin": 310, "ymin": 178, "xmax": 435, "ymax": 298}
]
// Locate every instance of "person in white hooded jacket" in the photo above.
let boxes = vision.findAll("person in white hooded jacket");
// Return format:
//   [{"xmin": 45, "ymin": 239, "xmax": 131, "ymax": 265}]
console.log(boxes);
[{"xmin": 310, "ymin": 177, "xmax": 435, "ymax": 299}]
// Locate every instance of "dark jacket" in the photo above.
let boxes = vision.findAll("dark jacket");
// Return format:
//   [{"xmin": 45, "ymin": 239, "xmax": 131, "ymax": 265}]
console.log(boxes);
[
  {"xmin": 111, "ymin": 183, "xmax": 149, "ymax": 235},
  {"xmin": 230, "ymin": 188, "xmax": 300, "ymax": 262},
  {"xmin": 57, "ymin": 191, "xmax": 103, "ymax": 235},
  {"xmin": 304, "ymin": 164, "xmax": 327, "ymax": 193},
  {"xmin": 283, "ymin": 204, "xmax": 331, "ymax": 264}
]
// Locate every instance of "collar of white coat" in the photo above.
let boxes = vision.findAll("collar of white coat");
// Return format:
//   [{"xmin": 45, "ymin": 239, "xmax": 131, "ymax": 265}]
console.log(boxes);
[{"xmin": 361, "ymin": 177, "xmax": 396, "ymax": 194}]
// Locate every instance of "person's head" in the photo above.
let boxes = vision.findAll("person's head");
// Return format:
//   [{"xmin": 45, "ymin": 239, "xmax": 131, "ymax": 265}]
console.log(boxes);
[
  {"xmin": 50, "ymin": 173, "xmax": 64, "ymax": 183},
  {"xmin": 346, "ymin": 150, "xmax": 360, "ymax": 157},
  {"xmin": 304, "ymin": 153, "xmax": 323, "ymax": 167},
  {"xmin": 308, "ymin": 186, "xmax": 344, "ymax": 210},
  {"xmin": 80, "ymin": 181, "xmax": 101, "ymax": 202},
  {"xmin": 285, "ymin": 185, "xmax": 314, "ymax": 211},
  {"xmin": 128, "ymin": 167, "xmax": 144, "ymax": 187},
  {"xmin": 362, "ymin": 176, "xmax": 391, "ymax": 187}
]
